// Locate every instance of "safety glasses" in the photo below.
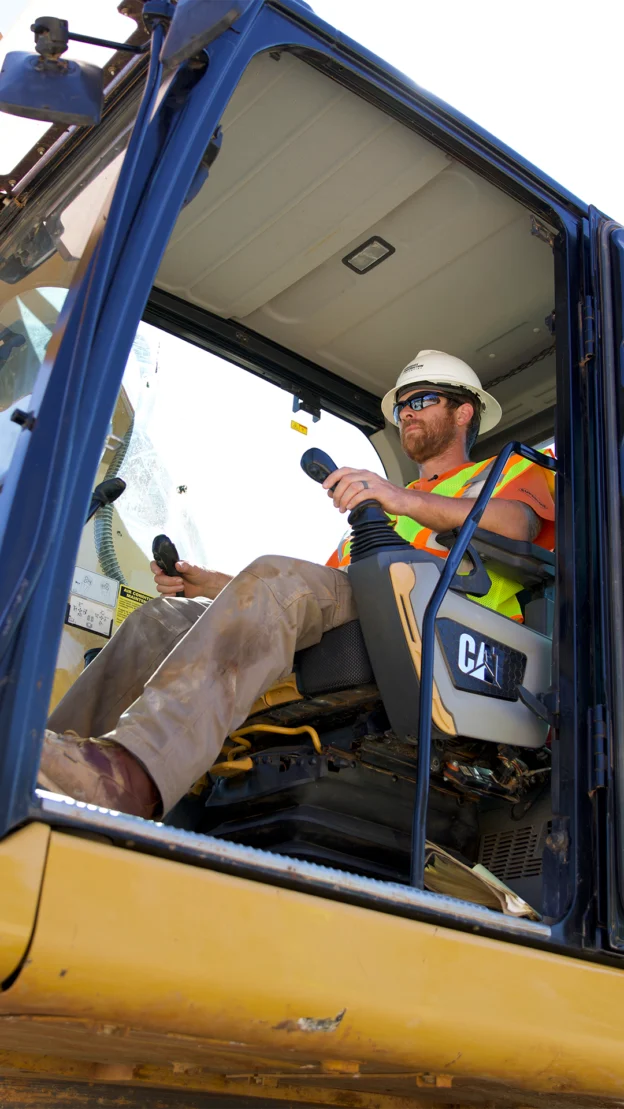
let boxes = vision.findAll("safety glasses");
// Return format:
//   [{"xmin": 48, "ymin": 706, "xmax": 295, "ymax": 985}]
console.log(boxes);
[{"xmin": 392, "ymin": 391, "xmax": 444, "ymax": 423}]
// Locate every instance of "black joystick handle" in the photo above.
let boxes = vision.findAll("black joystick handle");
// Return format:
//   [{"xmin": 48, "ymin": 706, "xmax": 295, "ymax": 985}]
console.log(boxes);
[
  {"xmin": 85, "ymin": 477, "xmax": 126, "ymax": 524},
  {"xmin": 300, "ymin": 447, "xmax": 338, "ymax": 488},
  {"xmin": 300, "ymin": 447, "xmax": 411, "ymax": 563},
  {"xmin": 300, "ymin": 447, "xmax": 380, "ymax": 520},
  {"xmin": 152, "ymin": 534, "xmax": 184, "ymax": 597}
]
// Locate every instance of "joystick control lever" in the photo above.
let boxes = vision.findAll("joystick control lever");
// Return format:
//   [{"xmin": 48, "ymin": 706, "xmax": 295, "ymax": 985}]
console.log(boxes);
[
  {"xmin": 301, "ymin": 448, "xmax": 412, "ymax": 563},
  {"xmin": 85, "ymin": 477, "xmax": 126, "ymax": 524},
  {"xmin": 152, "ymin": 533, "xmax": 184, "ymax": 597},
  {"xmin": 300, "ymin": 447, "xmax": 379, "ymax": 516},
  {"xmin": 300, "ymin": 447, "xmax": 338, "ymax": 488}
]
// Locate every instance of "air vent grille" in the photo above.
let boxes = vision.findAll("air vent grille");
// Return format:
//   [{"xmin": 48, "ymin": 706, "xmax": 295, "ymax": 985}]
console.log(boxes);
[{"xmin": 479, "ymin": 820, "xmax": 550, "ymax": 881}]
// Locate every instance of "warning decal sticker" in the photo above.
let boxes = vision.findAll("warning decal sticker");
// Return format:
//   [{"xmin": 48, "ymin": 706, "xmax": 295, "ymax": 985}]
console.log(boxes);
[{"xmin": 115, "ymin": 585, "xmax": 153, "ymax": 625}]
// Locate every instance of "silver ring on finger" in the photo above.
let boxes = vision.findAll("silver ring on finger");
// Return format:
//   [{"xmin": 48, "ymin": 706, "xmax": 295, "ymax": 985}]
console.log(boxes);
[{"xmin": 361, "ymin": 480, "xmax": 369, "ymax": 490}]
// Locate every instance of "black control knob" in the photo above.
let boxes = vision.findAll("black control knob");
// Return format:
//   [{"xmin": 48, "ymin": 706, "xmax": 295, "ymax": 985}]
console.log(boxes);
[
  {"xmin": 152, "ymin": 533, "xmax": 181, "ymax": 577},
  {"xmin": 300, "ymin": 448, "xmax": 411, "ymax": 563},
  {"xmin": 85, "ymin": 477, "xmax": 126, "ymax": 524},
  {"xmin": 300, "ymin": 447, "xmax": 338, "ymax": 487},
  {"xmin": 152, "ymin": 535, "xmax": 184, "ymax": 597}
]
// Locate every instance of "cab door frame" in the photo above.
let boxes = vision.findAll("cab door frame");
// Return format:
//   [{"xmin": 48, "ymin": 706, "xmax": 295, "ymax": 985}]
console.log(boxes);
[{"xmin": 588, "ymin": 207, "xmax": 624, "ymax": 950}]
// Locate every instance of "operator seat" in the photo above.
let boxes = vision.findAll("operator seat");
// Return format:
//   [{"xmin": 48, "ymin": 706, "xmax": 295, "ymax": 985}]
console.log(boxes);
[{"xmin": 249, "ymin": 525, "xmax": 554, "ymax": 751}]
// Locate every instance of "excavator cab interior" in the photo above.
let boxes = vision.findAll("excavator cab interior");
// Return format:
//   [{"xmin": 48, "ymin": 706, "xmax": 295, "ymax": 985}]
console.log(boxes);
[
  {"xmin": 164, "ymin": 448, "xmax": 555, "ymax": 912},
  {"xmin": 0, "ymin": 45, "xmax": 560, "ymax": 923}
]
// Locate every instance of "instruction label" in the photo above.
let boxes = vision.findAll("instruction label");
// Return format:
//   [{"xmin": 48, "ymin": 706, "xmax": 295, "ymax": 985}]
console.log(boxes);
[
  {"xmin": 66, "ymin": 595, "xmax": 114, "ymax": 639},
  {"xmin": 72, "ymin": 565, "xmax": 119, "ymax": 607},
  {"xmin": 115, "ymin": 584, "xmax": 153, "ymax": 626}
]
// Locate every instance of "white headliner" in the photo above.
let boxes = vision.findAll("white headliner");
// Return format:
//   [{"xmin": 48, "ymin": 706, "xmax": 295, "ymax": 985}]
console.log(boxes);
[{"xmin": 155, "ymin": 52, "xmax": 555, "ymax": 447}]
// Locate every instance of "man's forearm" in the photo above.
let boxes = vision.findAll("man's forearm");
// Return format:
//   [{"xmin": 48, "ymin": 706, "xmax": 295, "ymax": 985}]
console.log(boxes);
[
  {"xmin": 204, "ymin": 571, "xmax": 233, "ymax": 599},
  {"xmin": 402, "ymin": 490, "xmax": 534, "ymax": 542}
]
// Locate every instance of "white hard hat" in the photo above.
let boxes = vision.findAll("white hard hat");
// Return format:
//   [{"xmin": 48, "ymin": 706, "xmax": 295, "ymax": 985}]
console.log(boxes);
[{"xmin": 381, "ymin": 349, "xmax": 502, "ymax": 435}]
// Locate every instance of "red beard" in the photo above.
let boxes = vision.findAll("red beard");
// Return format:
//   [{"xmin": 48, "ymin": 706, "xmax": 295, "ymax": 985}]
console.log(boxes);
[{"xmin": 400, "ymin": 409, "xmax": 457, "ymax": 463}]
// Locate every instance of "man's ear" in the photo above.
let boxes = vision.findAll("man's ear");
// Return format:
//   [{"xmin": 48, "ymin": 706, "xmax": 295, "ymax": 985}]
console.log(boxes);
[{"xmin": 455, "ymin": 401, "xmax": 474, "ymax": 427}]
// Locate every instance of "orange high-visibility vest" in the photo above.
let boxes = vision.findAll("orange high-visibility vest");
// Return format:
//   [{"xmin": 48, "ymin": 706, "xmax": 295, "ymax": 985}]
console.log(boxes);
[{"xmin": 329, "ymin": 454, "xmax": 555, "ymax": 622}]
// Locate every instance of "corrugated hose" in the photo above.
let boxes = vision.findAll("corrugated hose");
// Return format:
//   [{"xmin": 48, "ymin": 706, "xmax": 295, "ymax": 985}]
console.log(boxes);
[{"xmin": 94, "ymin": 417, "xmax": 134, "ymax": 584}]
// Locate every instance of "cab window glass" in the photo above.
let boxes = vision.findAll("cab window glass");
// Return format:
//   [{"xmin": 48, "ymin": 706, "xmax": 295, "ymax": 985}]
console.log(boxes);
[
  {"xmin": 109, "ymin": 321, "xmax": 383, "ymax": 581},
  {"xmin": 0, "ymin": 143, "xmax": 126, "ymax": 484}
]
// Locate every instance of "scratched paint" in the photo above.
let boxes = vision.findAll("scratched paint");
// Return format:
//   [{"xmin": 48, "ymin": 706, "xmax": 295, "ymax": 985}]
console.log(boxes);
[{"xmin": 274, "ymin": 1009, "xmax": 346, "ymax": 1034}]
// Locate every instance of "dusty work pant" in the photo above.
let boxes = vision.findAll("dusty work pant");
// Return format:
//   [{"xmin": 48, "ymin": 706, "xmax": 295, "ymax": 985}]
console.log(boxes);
[{"xmin": 48, "ymin": 556, "xmax": 357, "ymax": 813}]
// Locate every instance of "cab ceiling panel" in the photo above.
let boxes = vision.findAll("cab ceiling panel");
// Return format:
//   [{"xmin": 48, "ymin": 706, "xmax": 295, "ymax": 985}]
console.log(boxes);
[
  {"xmin": 246, "ymin": 177, "xmax": 551, "ymax": 391},
  {"xmin": 158, "ymin": 53, "xmax": 449, "ymax": 318},
  {"xmin": 155, "ymin": 53, "xmax": 554, "ymax": 431}
]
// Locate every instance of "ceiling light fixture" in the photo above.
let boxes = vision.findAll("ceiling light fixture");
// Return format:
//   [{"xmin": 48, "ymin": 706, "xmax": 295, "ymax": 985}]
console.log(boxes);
[{"xmin": 342, "ymin": 236, "xmax": 395, "ymax": 275}]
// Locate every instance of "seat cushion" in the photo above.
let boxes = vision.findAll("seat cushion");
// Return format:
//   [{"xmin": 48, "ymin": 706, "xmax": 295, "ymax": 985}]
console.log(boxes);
[{"xmin": 295, "ymin": 619, "xmax": 374, "ymax": 696}]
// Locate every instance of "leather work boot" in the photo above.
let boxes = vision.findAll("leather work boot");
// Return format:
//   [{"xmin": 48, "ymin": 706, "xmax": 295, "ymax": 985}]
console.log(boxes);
[{"xmin": 38, "ymin": 730, "xmax": 161, "ymax": 819}]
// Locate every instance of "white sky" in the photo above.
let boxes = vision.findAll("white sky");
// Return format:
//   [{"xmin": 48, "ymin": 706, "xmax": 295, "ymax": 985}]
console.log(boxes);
[
  {"xmin": 2, "ymin": 0, "xmax": 620, "ymax": 218},
  {"xmin": 0, "ymin": 0, "xmax": 618, "ymax": 575},
  {"xmin": 311, "ymin": 0, "xmax": 624, "ymax": 223},
  {"xmin": 2, "ymin": 0, "xmax": 623, "ymax": 219}
]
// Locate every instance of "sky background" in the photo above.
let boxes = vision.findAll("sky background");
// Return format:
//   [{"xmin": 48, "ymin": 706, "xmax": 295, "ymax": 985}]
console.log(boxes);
[
  {"xmin": 2, "ymin": 0, "xmax": 623, "ymax": 220},
  {"xmin": 0, "ymin": 0, "xmax": 619, "ymax": 575}
]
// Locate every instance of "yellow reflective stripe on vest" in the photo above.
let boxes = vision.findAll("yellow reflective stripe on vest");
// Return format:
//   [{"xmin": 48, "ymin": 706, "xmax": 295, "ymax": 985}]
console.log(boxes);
[
  {"xmin": 394, "ymin": 459, "xmax": 492, "ymax": 544},
  {"xmin": 393, "ymin": 516, "xmax": 422, "ymax": 544},
  {"xmin": 460, "ymin": 455, "xmax": 543, "ymax": 620},
  {"xmin": 469, "ymin": 454, "xmax": 552, "ymax": 620},
  {"xmin": 493, "ymin": 455, "xmax": 535, "ymax": 493},
  {"xmin": 397, "ymin": 455, "xmax": 533, "ymax": 621}
]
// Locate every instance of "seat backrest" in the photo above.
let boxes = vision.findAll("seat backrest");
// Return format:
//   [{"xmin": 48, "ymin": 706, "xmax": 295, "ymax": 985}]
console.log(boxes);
[{"xmin": 348, "ymin": 548, "xmax": 551, "ymax": 749}]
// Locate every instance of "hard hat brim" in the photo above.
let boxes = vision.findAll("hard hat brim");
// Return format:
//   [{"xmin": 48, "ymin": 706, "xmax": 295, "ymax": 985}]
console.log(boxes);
[{"xmin": 381, "ymin": 378, "xmax": 502, "ymax": 435}]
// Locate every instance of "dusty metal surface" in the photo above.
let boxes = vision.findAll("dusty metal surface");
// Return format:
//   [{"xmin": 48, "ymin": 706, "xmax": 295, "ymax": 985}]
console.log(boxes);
[
  {"xmin": 1, "ymin": 830, "xmax": 623, "ymax": 1105},
  {"xmin": 0, "ymin": 1077, "xmax": 332, "ymax": 1109},
  {"xmin": 36, "ymin": 793, "xmax": 550, "ymax": 940},
  {"xmin": 0, "ymin": 1048, "xmax": 623, "ymax": 1109}
]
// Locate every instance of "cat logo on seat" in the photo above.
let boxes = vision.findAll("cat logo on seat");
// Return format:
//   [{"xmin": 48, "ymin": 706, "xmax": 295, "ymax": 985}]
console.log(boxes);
[{"xmin": 458, "ymin": 633, "xmax": 501, "ymax": 686}]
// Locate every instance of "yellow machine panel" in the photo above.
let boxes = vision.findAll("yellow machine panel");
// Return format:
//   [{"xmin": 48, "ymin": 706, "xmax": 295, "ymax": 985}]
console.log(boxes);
[
  {"xmin": 0, "ymin": 824, "xmax": 50, "ymax": 984},
  {"xmin": 1, "ymin": 828, "xmax": 624, "ymax": 1108}
]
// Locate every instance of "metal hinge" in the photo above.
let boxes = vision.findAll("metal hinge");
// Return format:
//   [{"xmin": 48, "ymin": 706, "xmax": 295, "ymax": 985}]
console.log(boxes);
[
  {"xmin": 181, "ymin": 126, "xmax": 222, "ymax": 210},
  {"xmin": 530, "ymin": 215, "xmax": 556, "ymax": 249},
  {"xmin": 580, "ymin": 295, "xmax": 595, "ymax": 366},
  {"xmin": 589, "ymin": 704, "xmax": 607, "ymax": 792}
]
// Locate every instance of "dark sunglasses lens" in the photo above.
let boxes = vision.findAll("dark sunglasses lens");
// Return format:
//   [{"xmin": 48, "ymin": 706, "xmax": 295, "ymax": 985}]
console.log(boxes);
[{"xmin": 393, "ymin": 392, "xmax": 441, "ymax": 422}]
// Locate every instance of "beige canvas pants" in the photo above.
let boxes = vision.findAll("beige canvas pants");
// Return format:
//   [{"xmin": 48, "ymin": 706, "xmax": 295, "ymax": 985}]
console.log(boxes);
[{"xmin": 49, "ymin": 556, "xmax": 357, "ymax": 813}]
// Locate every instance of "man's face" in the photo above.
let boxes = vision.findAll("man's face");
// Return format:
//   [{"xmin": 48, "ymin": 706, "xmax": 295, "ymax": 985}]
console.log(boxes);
[{"xmin": 397, "ymin": 389, "xmax": 470, "ymax": 463}]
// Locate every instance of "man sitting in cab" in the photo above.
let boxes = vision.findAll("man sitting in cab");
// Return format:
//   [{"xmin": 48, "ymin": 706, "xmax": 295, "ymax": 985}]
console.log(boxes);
[{"xmin": 40, "ymin": 350, "xmax": 555, "ymax": 819}]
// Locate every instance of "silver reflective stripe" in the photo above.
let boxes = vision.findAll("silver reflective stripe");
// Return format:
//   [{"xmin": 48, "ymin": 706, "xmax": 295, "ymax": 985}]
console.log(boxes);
[{"xmin": 462, "ymin": 459, "xmax": 495, "ymax": 489}]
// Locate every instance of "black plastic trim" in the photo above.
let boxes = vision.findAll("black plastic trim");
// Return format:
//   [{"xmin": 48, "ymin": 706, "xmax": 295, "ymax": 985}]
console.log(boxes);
[{"xmin": 145, "ymin": 288, "xmax": 385, "ymax": 433}]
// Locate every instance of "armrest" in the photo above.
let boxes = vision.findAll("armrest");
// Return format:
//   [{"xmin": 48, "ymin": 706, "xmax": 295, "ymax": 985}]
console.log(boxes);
[{"xmin": 436, "ymin": 527, "xmax": 554, "ymax": 589}]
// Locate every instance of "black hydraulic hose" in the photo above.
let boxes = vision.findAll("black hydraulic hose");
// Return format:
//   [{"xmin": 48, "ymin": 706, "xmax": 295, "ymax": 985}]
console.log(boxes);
[
  {"xmin": 93, "ymin": 417, "xmax": 134, "ymax": 584},
  {"xmin": 410, "ymin": 441, "xmax": 558, "ymax": 888}
]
